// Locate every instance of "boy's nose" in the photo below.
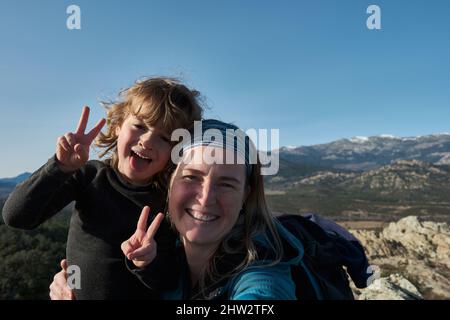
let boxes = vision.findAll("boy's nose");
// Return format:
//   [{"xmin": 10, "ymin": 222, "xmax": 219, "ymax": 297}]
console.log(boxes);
[{"xmin": 139, "ymin": 131, "xmax": 156, "ymax": 149}]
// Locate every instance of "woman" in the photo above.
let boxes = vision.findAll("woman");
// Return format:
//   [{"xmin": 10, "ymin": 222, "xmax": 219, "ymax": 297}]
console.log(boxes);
[{"xmin": 50, "ymin": 120, "xmax": 304, "ymax": 300}]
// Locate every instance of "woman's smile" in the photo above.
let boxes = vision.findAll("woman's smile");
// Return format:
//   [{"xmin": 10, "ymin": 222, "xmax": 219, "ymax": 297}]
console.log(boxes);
[{"xmin": 185, "ymin": 208, "xmax": 219, "ymax": 223}]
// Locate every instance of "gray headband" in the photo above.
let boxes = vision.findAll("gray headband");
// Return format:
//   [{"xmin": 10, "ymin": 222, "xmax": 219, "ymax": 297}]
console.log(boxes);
[{"xmin": 181, "ymin": 119, "xmax": 256, "ymax": 179}]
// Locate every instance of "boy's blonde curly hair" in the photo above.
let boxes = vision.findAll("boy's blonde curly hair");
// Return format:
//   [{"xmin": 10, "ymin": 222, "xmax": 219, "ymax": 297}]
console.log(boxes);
[{"xmin": 96, "ymin": 76, "xmax": 203, "ymax": 188}]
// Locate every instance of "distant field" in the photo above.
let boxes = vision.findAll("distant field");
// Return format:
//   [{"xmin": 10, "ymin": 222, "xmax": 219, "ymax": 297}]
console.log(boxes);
[
  {"xmin": 338, "ymin": 220, "xmax": 387, "ymax": 230},
  {"xmin": 265, "ymin": 183, "xmax": 450, "ymax": 224}
]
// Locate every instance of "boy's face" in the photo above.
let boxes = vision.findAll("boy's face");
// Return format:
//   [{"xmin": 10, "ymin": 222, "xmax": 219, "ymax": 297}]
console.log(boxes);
[{"xmin": 116, "ymin": 114, "xmax": 172, "ymax": 185}]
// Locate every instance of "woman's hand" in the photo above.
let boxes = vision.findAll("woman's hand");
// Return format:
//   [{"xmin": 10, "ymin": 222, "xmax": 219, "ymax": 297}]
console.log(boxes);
[
  {"xmin": 49, "ymin": 259, "xmax": 76, "ymax": 300},
  {"xmin": 121, "ymin": 206, "xmax": 164, "ymax": 268},
  {"xmin": 56, "ymin": 106, "xmax": 105, "ymax": 172}
]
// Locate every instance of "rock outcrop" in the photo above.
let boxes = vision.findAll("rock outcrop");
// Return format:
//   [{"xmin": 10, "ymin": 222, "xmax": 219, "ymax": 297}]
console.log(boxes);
[
  {"xmin": 357, "ymin": 274, "xmax": 423, "ymax": 300},
  {"xmin": 350, "ymin": 216, "xmax": 450, "ymax": 299}
]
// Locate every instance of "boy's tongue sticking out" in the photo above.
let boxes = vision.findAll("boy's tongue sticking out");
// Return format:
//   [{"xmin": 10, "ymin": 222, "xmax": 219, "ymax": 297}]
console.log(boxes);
[{"xmin": 130, "ymin": 150, "xmax": 152, "ymax": 172}]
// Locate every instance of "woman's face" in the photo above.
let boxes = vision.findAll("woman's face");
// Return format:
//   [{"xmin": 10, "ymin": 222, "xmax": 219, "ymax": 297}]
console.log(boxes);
[{"xmin": 169, "ymin": 146, "xmax": 248, "ymax": 249}]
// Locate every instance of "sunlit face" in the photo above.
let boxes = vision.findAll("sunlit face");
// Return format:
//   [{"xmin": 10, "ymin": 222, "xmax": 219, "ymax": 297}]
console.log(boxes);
[
  {"xmin": 116, "ymin": 115, "xmax": 172, "ymax": 185},
  {"xmin": 169, "ymin": 146, "xmax": 248, "ymax": 250}
]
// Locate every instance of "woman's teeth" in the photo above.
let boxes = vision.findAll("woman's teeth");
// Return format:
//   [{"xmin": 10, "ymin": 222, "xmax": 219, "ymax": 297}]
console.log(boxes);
[{"xmin": 186, "ymin": 209, "xmax": 219, "ymax": 222}]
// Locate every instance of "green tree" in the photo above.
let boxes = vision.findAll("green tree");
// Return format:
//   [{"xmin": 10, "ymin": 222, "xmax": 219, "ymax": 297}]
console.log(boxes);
[{"xmin": 0, "ymin": 210, "xmax": 69, "ymax": 299}]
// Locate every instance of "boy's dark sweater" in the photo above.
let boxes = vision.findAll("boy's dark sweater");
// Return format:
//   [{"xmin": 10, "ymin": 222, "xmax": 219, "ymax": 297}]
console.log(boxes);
[{"xmin": 2, "ymin": 156, "xmax": 177, "ymax": 299}]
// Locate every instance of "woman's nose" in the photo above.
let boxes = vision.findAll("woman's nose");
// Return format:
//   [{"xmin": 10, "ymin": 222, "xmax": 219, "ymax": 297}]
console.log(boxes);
[{"xmin": 197, "ymin": 181, "xmax": 216, "ymax": 206}]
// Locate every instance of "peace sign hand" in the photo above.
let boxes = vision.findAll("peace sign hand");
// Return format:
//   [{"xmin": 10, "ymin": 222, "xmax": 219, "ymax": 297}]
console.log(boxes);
[
  {"xmin": 56, "ymin": 106, "xmax": 106, "ymax": 172},
  {"xmin": 121, "ymin": 206, "xmax": 165, "ymax": 268}
]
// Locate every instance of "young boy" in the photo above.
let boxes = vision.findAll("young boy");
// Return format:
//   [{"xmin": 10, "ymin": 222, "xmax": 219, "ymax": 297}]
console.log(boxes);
[{"xmin": 2, "ymin": 77, "xmax": 203, "ymax": 299}]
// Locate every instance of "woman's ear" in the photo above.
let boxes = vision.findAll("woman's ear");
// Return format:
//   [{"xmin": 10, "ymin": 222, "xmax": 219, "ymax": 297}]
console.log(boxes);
[
  {"xmin": 244, "ymin": 185, "xmax": 251, "ymax": 203},
  {"xmin": 239, "ymin": 186, "xmax": 251, "ymax": 215}
]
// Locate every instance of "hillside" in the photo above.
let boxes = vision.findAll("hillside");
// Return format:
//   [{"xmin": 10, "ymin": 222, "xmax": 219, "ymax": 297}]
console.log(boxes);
[{"xmin": 266, "ymin": 160, "xmax": 450, "ymax": 222}]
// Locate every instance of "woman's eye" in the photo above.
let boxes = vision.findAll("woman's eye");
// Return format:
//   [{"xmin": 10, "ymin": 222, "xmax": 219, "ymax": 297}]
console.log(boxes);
[
  {"xmin": 182, "ymin": 175, "xmax": 198, "ymax": 182},
  {"xmin": 219, "ymin": 183, "xmax": 235, "ymax": 189}
]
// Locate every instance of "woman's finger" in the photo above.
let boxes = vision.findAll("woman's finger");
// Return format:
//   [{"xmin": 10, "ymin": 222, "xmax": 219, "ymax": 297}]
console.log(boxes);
[
  {"xmin": 121, "ymin": 240, "xmax": 134, "ymax": 257},
  {"xmin": 145, "ymin": 212, "xmax": 164, "ymax": 243},
  {"xmin": 60, "ymin": 259, "xmax": 68, "ymax": 271},
  {"xmin": 128, "ymin": 242, "xmax": 155, "ymax": 260},
  {"xmin": 50, "ymin": 275, "xmax": 68, "ymax": 300},
  {"xmin": 136, "ymin": 206, "xmax": 150, "ymax": 232},
  {"xmin": 54, "ymin": 270, "xmax": 68, "ymax": 289},
  {"xmin": 50, "ymin": 261, "xmax": 75, "ymax": 300},
  {"xmin": 131, "ymin": 255, "xmax": 154, "ymax": 264},
  {"xmin": 49, "ymin": 282, "xmax": 56, "ymax": 299}
]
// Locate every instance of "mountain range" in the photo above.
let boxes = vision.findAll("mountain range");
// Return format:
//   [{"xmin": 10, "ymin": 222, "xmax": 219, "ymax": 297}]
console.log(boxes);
[
  {"xmin": 0, "ymin": 172, "xmax": 31, "ymax": 185},
  {"xmin": 0, "ymin": 172, "xmax": 31, "ymax": 197},
  {"xmin": 266, "ymin": 133, "xmax": 450, "ymax": 221},
  {"xmin": 277, "ymin": 133, "xmax": 450, "ymax": 171}
]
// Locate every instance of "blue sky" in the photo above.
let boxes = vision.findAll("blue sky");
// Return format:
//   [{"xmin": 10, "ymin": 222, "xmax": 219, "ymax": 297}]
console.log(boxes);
[{"xmin": 0, "ymin": 0, "xmax": 449, "ymax": 177}]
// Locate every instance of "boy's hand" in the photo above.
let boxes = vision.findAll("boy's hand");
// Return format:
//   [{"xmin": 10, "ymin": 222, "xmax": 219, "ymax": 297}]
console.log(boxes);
[
  {"xmin": 121, "ymin": 206, "xmax": 164, "ymax": 269},
  {"xmin": 56, "ymin": 106, "xmax": 106, "ymax": 172}
]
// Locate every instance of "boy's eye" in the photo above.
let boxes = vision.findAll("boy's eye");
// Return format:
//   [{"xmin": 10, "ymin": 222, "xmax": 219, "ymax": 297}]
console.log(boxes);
[
  {"xmin": 134, "ymin": 124, "xmax": 146, "ymax": 130},
  {"xmin": 161, "ymin": 135, "xmax": 171, "ymax": 143}
]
